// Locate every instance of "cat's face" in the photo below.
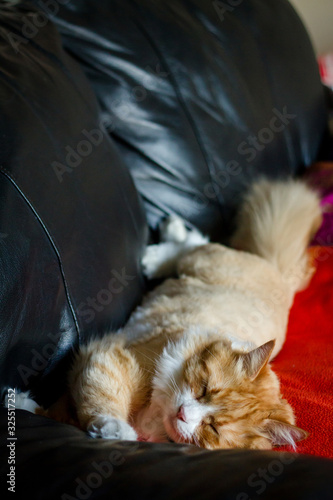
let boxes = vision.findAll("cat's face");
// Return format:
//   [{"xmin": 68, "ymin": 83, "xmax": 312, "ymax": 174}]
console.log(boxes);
[{"xmin": 152, "ymin": 334, "xmax": 307, "ymax": 449}]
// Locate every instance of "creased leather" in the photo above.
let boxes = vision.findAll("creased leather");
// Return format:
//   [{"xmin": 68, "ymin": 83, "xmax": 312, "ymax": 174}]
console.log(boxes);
[
  {"xmin": 0, "ymin": 408, "xmax": 332, "ymax": 499},
  {"xmin": 0, "ymin": 1, "xmax": 148, "ymax": 404},
  {"xmin": 38, "ymin": 0, "xmax": 327, "ymax": 241}
]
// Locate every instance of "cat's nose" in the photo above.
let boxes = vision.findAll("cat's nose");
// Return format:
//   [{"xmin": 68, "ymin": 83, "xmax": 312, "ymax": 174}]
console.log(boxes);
[{"xmin": 176, "ymin": 405, "xmax": 187, "ymax": 423}]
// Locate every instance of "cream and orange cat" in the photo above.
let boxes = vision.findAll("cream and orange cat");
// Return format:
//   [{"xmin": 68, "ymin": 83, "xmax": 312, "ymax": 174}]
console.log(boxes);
[{"xmin": 12, "ymin": 178, "xmax": 321, "ymax": 450}]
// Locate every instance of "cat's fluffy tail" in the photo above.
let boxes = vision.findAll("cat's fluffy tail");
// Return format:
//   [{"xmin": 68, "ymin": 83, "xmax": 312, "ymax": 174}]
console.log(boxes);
[{"xmin": 231, "ymin": 178, "xmax": 322, "ymax": 293}]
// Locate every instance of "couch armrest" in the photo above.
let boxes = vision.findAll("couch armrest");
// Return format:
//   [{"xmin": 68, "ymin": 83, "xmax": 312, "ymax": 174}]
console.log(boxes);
[{"xmin": 1, "ymin": 409, "xmax": 332, "ymax": 499}]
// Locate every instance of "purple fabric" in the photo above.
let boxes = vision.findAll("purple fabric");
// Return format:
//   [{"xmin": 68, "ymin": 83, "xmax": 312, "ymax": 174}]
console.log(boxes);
[{"xmin": 308, "ymin": 168, "xmax": 333, "ymax": 246}]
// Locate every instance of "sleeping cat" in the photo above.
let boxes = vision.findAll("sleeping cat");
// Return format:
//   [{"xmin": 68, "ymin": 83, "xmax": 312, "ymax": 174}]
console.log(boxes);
[{"xmin": 12, "ymin": 178, "xmax": 322, "ymax": 450}]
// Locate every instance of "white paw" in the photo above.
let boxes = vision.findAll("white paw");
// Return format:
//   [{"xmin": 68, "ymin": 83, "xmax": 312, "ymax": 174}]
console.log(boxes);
[
  {"xmin": 160, "ymin": 216, "xmax": 188, "ymax": 243},
  {"xmin": 142, "ymin": 217, "xmax": 209, "ymax": 279},
  {"xmin": 142, "ymin": 242, "xmax": 178, "ymax": 279},
  {"xmin": 88, "ymin": 415, "xmax": 138, "ymax": 441},
  {"xmin": 4, "ymin": 389, "xmax": 39, "ymax": 413}
]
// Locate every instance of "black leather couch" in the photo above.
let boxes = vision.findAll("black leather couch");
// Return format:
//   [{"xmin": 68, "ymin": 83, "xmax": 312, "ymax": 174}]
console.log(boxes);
[{"xmin": 0, "ymin": 1, "xmax": 332, "ymax": 498}]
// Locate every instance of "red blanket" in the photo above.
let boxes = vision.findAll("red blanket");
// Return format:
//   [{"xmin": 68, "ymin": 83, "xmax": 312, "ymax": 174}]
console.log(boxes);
[{"xmin": 274, "ymin": 246, "xmax": 333, "ymax": 458}]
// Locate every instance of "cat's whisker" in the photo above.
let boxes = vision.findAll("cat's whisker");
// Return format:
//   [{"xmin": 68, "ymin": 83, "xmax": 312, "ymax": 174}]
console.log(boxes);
[
  {"xmin": 167, "ymin": 374, "xmax": 176, "ymax": 389},
  {"xmin": 204, "ymin": 348, "xmax": 219, "ymax": 364},
  {"xmin": 138, "ymin": 346, "xmax": 160, "ymax": 357},
  {"xmin": 167, "ymin": 380, "xmax": 178, "ymax": 396},
  {"xmin": 141, "ymin": 366, "xmax": 156, "ymax": 376},
  {"xmin": 167, "ymin": 380, "xmax": 175, "ymax": 391},
  {"xmin": 170, "ymin": 375, "xmax": 181, "ymax": 394},
  {"xmin": 170, "ymin": 373, "xmax": 180, "ymax": 389},
  {"xmin": 131, "ymin": 347, "xmax": 156, "ymax": 365},
  {"xmin": 193, "ymin": 434, "xmax": 200, "ymax": 448}
]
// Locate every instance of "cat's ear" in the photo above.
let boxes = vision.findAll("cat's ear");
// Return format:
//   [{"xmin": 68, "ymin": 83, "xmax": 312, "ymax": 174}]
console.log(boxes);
[
  {"xmin": 238, "ymin": 340, "xmax": 275, "ymax": 380},
  {"xmin": 265, "ymin": 419, "xmax": 308, "ymax": 448}
]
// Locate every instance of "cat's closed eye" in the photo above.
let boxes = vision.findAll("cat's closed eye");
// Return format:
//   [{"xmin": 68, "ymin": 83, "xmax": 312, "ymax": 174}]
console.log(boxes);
[
  {"xmin": 196, "ymin": 385, "xmax": 207, "ymax": 400},
  {"xmin": 209, "ymin": 423, "xmax": 219, "ymax": 436}
]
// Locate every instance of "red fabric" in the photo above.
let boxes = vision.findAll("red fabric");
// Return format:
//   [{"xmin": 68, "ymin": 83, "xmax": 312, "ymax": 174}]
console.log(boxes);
[{"xmin": 273, "ymin": 246, "xmax": 333, "ymax": 458}]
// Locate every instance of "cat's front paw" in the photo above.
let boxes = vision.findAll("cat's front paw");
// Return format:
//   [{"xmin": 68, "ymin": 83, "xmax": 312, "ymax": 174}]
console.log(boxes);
[
  {"xmin": 88, "ymin": 415, "xmax": 138, "ymax": 441},
  {"xmin": 142, "ymin": 244, "xmax": 163, "ymax": 279},
  {"xmin": 141, "ymin": 243, "xmax": 177, "ymax": 279},
  {"xmin": 141, "ymin": 216, "xmax": 209, "ymax": 279}
]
